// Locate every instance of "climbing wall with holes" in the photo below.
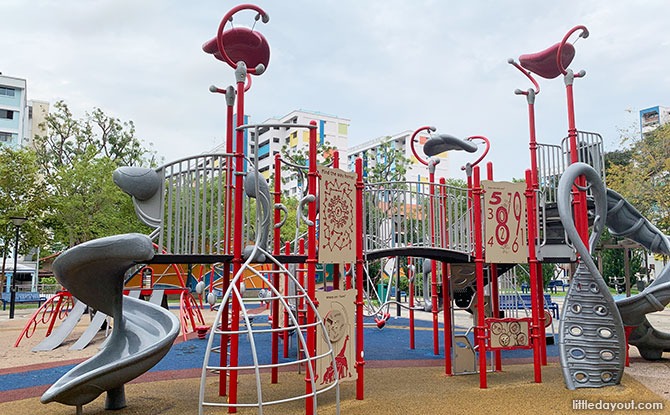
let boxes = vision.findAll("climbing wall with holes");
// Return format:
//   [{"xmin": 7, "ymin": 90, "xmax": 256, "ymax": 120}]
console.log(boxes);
[{"xmin": 558, "ymin": 262, "xmax": 626, "ymax": 389}]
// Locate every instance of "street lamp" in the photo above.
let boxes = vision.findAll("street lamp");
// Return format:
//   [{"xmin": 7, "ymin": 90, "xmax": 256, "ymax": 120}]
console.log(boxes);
[{"xmin": 8, "ymin": 216, "xmax": 27, "ymax": 319}]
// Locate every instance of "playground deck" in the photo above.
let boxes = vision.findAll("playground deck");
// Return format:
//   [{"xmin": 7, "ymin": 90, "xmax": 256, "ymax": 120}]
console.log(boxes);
[{"xmin": 1, "ymin": 303, "xmax": 669, "ymax": 414}]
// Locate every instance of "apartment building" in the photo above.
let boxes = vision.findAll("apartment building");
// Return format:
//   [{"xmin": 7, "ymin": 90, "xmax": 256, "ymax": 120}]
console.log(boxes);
[
  {"xmin": 231, "ymin": 109, "xmax": 350, "ymax": 197},
  {"xmin": 0, "ymin": 73, "xmax": 49, "ymax": 149},
  {"xmin": 640, "ymin": 105, "xmax": 670, "ymax": 136},
  {"xmin": 0, "ymin": 74, "xmax": 27, "ymax": 149}
]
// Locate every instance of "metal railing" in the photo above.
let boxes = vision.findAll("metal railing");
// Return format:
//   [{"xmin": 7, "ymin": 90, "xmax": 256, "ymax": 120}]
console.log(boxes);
[
  {"xmin": 153, "ymin": 153, "xmax": 236, "ymax": 255},
  {"xmin": 537, "ymin": 130, "xmax": 605, "ymax": 206},
  {"xmin": 362, "ymin": 181, "xmax": 472, "ymax": 255}
]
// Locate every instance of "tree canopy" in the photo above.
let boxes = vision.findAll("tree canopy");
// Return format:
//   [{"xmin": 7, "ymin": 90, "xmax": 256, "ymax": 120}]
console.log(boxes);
[
  {"xmin": 0, "ymin": 148, "xmax": 48, "ymax": 285},
  {"xmin": 606, "ymin": 123, "xmax": 670, "ymax": 234},
  {"xmin": 3, "ymin": 101, "xmax": 155, "ymax": 255}
]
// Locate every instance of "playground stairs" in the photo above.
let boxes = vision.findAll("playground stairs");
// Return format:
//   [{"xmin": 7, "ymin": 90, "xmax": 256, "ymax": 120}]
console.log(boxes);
[{"xmin": 538, "ymin": 203, "xmax": 575, "ymax": 263}]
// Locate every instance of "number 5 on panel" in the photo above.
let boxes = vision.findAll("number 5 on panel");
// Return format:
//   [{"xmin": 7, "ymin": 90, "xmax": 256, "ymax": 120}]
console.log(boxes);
[{"xmin": 482, "ymin": 181, "xmax": 528, "ymax": 264}]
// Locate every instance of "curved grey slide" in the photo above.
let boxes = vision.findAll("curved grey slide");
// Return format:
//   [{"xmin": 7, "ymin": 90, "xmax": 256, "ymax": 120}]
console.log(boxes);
[
  {"xmin": 41, "ymin": 234, "xmax": 180, "ymax": 412},
  {"xmin": 69, "ymin": 290, "xmax": 144, "ymax": 351},
  {"xmin": 606, "ymin": 188, "xmax": 670, "ymax": 360}
]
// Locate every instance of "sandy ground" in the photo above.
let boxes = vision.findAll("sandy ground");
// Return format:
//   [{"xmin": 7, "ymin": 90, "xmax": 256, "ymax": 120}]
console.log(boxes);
[{"xmin": 1, "ymin": 299, "xmax": 670, "ymax": 414}]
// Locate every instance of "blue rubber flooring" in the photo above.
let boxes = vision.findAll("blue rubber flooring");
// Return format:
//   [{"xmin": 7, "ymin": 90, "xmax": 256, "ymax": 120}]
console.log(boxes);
[{"xmin": 0, "ymin": 314, "xmax": 558, "ymax": 392}]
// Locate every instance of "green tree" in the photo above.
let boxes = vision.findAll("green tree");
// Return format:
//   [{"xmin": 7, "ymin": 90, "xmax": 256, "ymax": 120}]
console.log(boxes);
[
  {"xmin": 277, "ymin": 138, "xmax": 335, "ymax": 195},
  {"xmin": 46, "ymin": 151, "xmax": 148, "ymax": 246},
  {"xmin": 599, "ymin": 247, "xmax": 644, "ymax": 289},
  {"xmin": 0, "ymin": 148, "xmax": 47, "ymax": 288},
  {"xmin": 516, "ymin": 263, "xmax": 557, "ymax": 289},
  {"xmin": 597, "ymin": 229, "xmax": 645, "ymax": 290},
  {"xmin": 33, "ymin": 101, "xmax": 155, "ymax": 176},
  {"xmin": 33, "ymin": 101, "xmax": 154, "ymax": 248},
  {"xmin": 270, "ymin": 136, "xmax": 336, "ymax": 246},
  {"xmin": 364, "ymin": 137, "xmax": 411, "ymax": 184},
  {"xmin": 606, "ymin": 123, "xmax": 670, "ymax": 234}
]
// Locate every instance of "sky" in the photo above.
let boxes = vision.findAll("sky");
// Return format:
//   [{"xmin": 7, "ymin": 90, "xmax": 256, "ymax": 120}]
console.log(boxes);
[{"xmin": 3, "ymin": 0, "xmax": 669, "ymax": 180}]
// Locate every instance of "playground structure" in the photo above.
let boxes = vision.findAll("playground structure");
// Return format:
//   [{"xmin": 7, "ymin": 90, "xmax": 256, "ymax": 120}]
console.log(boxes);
[{"xmin": 31, "ymin": 4, "xmax": 670, "ymax": 415}]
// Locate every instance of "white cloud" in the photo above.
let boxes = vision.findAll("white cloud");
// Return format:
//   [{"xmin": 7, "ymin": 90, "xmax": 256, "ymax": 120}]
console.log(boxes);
[{"xmin": 3, "ymin": 0, "xmax": 670, "ymax": 180}]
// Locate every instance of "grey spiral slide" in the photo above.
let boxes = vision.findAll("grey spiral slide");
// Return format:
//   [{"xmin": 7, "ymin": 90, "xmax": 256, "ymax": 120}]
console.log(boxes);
[{"xmin": 41, "ymin": 233, "xmax": 180, "ymax": 412}]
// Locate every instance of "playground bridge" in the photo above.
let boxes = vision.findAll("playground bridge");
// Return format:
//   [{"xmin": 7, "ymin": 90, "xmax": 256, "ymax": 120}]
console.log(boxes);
[
  {"xmin": 116, "ymin": 127, "xmax": 604, "ymax": 266},
  {"xmin": 114, "ymin": 153, "xmax": 477, "ymax": 264}
]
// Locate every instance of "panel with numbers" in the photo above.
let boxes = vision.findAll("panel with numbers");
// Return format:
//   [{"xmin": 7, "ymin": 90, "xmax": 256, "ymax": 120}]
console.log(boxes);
[{"xmin": 482, "ymin": 180, "xmax": 528, "ymax": 264}]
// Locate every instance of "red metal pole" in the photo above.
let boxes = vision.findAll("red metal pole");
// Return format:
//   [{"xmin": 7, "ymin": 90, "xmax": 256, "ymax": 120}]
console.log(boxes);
[
  {"xmin": 524, "ymin": 83, "xmax": 547, "ymax": 366},
  {"xmin": 408, "ymin": 255, "xmax": 415, "ymax": 350},
  {"xmin": 218, "ymin": 87, "xmax": 236, "ymax": 398},
  {"xmin": 298, "ymin": 239, "xmax": 306, "ymax": 323},
  {"xmin": 219, "ymin": 264, "xmax": 230, "ymax": 396},
  {"xmin": 227, "ymin": 64, "xmax": 247, "ymax": 412},
  {"xmin": 439, "ymin": 178, "xmax": 453, "ymax": 375},
  {"xmin": 355, "ymin": 158, "xmax": 366, "ymax": 400},
  {"xmin": 565, "ymin": 80, "xmax": 589, "ymax": 246},
  {"xmin": 486, "ymin": 162, "xmax": 502, "ymax": 372},
  {"xmin": 225, "ymin": 87, "xmax": 235, "ymax": 255},
  {"xmin": 304, "ymin": 121, "xmax": 318, "ymax": 415},
  {"xmin": 472, "ymin": 166, "xmax": 487, "ymax": 388},
  {"xmin": 429, "ymin": 161, "xmax": 439, "ymax": 356},
  {"xmin": 283, "ymin": 241, "xmax": 291, "ymax": 358},
  {"xmin": 45, "ymin": 293, "xmax": 67, "ymax": 337},
  {"xmin": 525, "ymin": 169, "xmax": 543, "ymax": 383},
  {"xmin": 527, "ymin": 92, "xmax": 539, "ymax": 187},
  {"xmin": 271, "ymin": 154, "xmax": 282, "ymax": 384}
]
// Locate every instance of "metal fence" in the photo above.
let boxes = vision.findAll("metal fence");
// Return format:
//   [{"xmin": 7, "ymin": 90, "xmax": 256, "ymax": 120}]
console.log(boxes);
[{"xmin": 362, "ymin": 181, "xmax": 472, "ymax": 255}]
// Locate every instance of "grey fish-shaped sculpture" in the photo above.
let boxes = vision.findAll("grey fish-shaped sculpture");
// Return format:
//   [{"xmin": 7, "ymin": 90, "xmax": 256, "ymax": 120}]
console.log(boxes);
[{"xmin": 557, "ymin": 163, "xmax": 625, "ymax": 389}]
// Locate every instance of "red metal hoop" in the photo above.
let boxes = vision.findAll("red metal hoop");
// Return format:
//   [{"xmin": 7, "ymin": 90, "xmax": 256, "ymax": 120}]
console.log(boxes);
[
  {"xmin": 508, "ymin": 58, "xmax": 540, "ymax": 96},
  {"xmin": 557, "ymin": 25, "xmax": 589, "ymax": 76},
  {"xmin": 409, "ymin": 125, "xmax": 436, "ymax": 166},
  {"xmin": 203, "ymin": 4, "xmax": 270, "ymax": 74},
  {"xmin": 460, "ymin": 135, "xmax": 490, "ymax": 171}
]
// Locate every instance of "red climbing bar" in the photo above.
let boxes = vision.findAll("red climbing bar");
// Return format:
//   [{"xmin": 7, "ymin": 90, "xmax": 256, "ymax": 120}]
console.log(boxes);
[
  {"xmin": 271, "ymin": 153, "xmax": 282, "ymax": 384},
  {"xmin": 355, "ymin": 157, "xmax": 366, "ymax": 400},
  {"xmin": 525, "ymin": 169, "xmax": 543, "ymax": 383},
  {"xmin": 304, "ymin": 121, "xmax": 318, "ymax": 415},
  {"xmin": 227, "ymin": 63, "xmax": 248, "ymax": 413},
  {"xmin": 564, "ymin": 67, "xmax": 589, "ymax": 247},
  {"xmin": 429, "ymin": 161, "xmax": 439, "ymax": 356},
  {"xmin": 439, "ymin": 178, "xmax": 452, "ymax": 376},
  {"xmin": 283, "ymin": 241, "xmax": 291, "ymax": 358},
  {"xmin": 408, "ymin": 255, "xmax": 416, "ymax": 350},
  {"xmin": 472, "ymin": 166, "xmax": 487, "ymax": 389}
]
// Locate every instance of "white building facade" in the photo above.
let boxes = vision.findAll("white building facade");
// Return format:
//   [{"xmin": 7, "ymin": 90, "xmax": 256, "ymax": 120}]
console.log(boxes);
[
  {"xmin": 0, "ymin": 74, "xmax": 49, "ymax": 150},
  {"xmin": 640, "ymin": 105, "xmax": 670, "ymax": 136},
  {"xmin": 0, "ymin": 74, "xmax": 27, "ymax": 149},
  {"xmin": 346, "ymin": 130, "xmax": 454, "ymax": 185},
  {"xmin": 211, "ymin": 109, "xmax": 350, "ymax": 197}
]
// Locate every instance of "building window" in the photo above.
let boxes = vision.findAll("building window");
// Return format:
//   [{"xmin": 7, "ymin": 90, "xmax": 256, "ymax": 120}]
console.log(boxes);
[
  {"xmin": 0, "ymin": 87, "xmax": 16, "ymax": 97},
  {"xmin": 0, "ymin": 109, "xmax": 14, "ymax": 120},
  {"xmin": 0, "ymin": 132, "xmax": 12, "ymax": 142}
]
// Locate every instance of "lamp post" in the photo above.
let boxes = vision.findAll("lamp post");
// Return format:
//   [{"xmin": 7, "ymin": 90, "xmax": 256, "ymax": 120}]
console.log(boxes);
[{"xmin": 9, "ymin": 216, "xmax": 27, "ymax": 319}]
